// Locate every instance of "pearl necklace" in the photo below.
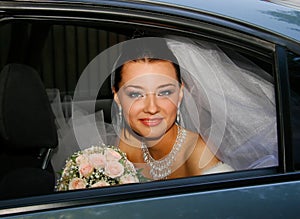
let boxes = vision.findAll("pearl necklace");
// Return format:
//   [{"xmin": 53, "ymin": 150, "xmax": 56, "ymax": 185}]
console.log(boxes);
[{"xmin": 141, "ymin": 126, "xmax": 187, "ymax": 180}]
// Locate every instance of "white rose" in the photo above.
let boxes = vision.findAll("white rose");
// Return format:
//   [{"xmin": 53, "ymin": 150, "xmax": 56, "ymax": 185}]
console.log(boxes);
[
  {"xmin": 105, "ymin": 161, "xmax": 124, "ymax": 178},
  {"xmin": 75, "ymin": 154, "xmax": 89, "ymax": 165},
  {"xmin": 91, "ymin": 180, "xmax": 110, "ymax": 188},
  {"xmin": 89, "ymin": 153, "xmax": 107, "ymax": 169},
  {"xmin": 68, "ymin": 178, "xmax": 86, "ymax": 190},
  {"xmin": 120, "ymin": 174, "xmax": 139, "ymax": 184},
  {"xmin": 79, "ymin": 162, "xmax": 94, "ymax": 178},
  {"xmin": 105, "ymin": 148, "xmax": 122, "ymax": 161}
]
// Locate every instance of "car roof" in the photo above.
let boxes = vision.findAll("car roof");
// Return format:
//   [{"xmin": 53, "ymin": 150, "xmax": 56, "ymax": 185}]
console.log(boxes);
[
  {"xmin": 5, "ymin": 0, "xmax": 300, "ymax": 43},
  {"xmin": 267, "ymin": 0, "xmax": 300, "ymax": 10},
  {"xmin": 145, "ymin": 0, "xmax": 300, "ymax": 43}
]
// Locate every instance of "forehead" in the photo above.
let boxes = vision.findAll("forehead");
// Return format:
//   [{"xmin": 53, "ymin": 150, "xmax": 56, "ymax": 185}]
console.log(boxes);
[{"xmin": 120, "ymin": 60, "xmax": 178, "ymax": 86}]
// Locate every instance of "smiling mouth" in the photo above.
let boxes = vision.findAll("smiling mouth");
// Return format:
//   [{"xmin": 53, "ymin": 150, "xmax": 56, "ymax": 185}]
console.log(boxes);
[{"xmin": 140, "ymin": 118, "xmax": 163, "ymax": 127}]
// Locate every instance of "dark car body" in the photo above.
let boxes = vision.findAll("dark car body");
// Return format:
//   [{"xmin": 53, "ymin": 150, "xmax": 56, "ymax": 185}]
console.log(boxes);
[{"xmin": 0, "ymin": 0, "xmax": 300, "ymax": 218}]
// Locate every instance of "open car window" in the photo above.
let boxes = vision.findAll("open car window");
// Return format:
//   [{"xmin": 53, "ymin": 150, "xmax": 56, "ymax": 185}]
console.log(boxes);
[{"xmin": 0, "ymin": 19, "xmax": 280, "ymax": 201}]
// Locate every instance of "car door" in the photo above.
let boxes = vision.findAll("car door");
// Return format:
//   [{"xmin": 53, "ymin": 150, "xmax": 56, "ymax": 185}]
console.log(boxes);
[{"xmin": 0, "ymin": 0, "xmax": 300, "ymax": 218}]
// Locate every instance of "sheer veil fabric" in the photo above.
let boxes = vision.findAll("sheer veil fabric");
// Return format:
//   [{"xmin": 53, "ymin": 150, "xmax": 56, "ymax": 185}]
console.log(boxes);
[
  {"xmin": 166, "ymin": 37, "xmax": 277, "ymax": 170},
  {"xmin": 50, "ymin": 36, "xmax": 278, "ymax": 177}
]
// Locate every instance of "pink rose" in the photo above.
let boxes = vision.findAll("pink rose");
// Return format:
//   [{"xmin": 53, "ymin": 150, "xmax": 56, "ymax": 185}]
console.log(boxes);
[
  {"xmin": 120, "ymin": 174, "xmax": 139, "ymax": 184},
  {"xmin": 91, "ymin": 180, "xmax": 110, "ymax": 188},
  {"xmin": 89, "ymin": 153, "xmax": 106, "ymax": 169},
  {"xmin": 76, "ymin": 154, "xmax": 89, "ymax": 165},
  {"xmin": 79, "ymin": 162, "xmax": 94, "ymax": 178},
  {"xmin": 68, "ymin": 178, "xmax": 86, "ymax": 190},
  {"xmin": 105, "ymin": 148, "xmax": 122, "ymax": 161},
  {"xmin": 105, "ymin": 161, "xmax": 124, "ymax": 178}
]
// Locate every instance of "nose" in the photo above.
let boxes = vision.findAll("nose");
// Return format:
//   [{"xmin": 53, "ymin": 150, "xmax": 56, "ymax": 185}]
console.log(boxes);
[{"xmin": 143, "ymin": 93, "xmax": 159, "ymax": 114}]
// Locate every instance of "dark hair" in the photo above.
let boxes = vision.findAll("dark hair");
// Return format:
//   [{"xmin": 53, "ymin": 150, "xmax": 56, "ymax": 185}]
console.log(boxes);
[{"xmin": 113, "ymin": 37, "xmax": 181, "ymax": 91}]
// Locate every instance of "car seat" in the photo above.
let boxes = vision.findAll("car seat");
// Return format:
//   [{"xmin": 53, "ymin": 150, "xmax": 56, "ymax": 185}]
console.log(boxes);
[{"xmin": 0, "ymin": 64, "xmax": 58, "ymax": 199}]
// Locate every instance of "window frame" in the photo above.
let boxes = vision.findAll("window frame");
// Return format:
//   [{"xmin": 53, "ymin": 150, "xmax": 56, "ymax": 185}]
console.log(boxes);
[
  {"xmin": 0, "ymin": 1, "xmax": 299, "ymax": 217},
  {"xmin": 286, "ymin": 49, "xmax": 300, "ymax": 170}
]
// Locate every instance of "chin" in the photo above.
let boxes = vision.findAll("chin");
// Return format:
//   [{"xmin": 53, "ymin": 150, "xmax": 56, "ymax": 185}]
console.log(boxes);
[
  {"xmin": 127, "ymin": 126, "xmax": 163, "ymax": 140},
  {"xmin": 142, "ymin": 133, "xmax": 165, "ymax": 141},
  {"xmin": 139, "ymin": 127, "xmax": 168, "ymax": 140}
]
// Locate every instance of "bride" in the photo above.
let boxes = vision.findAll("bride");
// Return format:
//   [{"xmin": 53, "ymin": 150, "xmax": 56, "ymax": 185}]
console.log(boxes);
[
  {"xmin": 111, "ymin": 37, "xmax": 234, "ymax": 180},
  {"xmin": 50, "ymin": 36, "xmax": 277, "ymax": 181}
]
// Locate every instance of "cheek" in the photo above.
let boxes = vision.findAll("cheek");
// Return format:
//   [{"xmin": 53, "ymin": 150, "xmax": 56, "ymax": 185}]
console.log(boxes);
[
  {"xmin": 121, "ymin": 100, "xmax": 142, "ymax": 119},
  {"xmin": 119, "ymin": 95, "xmax": 180, "ymax": 118},
  {"xmin": 164, "ymin": 101, "xmax": 178, "ymax": 114},
  {"xmin": 163, "ymin": 95, "xmax": 180, "ymax": 108},
  {"xmin": 118, "ymin": 94, "xmax": 135, "ymax": 113}
]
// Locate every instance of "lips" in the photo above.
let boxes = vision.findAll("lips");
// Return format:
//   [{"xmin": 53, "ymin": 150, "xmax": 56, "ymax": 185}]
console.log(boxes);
[{"xmin": 139, "ymin": 118, "xmax": 163, "ymax": 127}]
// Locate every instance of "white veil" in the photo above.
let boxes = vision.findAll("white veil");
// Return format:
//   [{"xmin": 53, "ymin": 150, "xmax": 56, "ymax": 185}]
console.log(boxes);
[
  {"xmin": 48, "ymin": 89, "xmax": 116, "ymax": 176},
  {"xmin": 165, "ymin": 37, "xmax": 277, "ymax": 170},
  {"xmin": 50, "ymin": 36, "xmax": 278, "ymax": 176}
]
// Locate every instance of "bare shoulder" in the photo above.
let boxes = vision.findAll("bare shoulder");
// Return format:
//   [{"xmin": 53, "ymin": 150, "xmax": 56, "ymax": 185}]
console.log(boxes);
[
  {"xmin": 119, "ymin": 140, "xmax": 144, "ymax": 163},
  {"xmin": 184, "ymin": 129, "xmax": 220, "ymax": 175},
  {"xmin": 183, "ymin": 129, "xmax": 206, "ymax": 156}
]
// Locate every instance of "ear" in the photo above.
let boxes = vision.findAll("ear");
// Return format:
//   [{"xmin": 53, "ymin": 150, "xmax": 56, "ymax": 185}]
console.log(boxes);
[
  {"xmin": 178, "ymin": 82, "xmax": 184, "ymax": 105},
  {"xmin": 112, "ymin": 87, "xmax": 121, "ymax": 106}
]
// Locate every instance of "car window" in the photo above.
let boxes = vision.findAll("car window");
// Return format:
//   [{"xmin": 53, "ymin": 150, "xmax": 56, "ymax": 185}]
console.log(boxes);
[{"xmin": 0, "ymin": 19, "xmax": 279, "ymax": 201}]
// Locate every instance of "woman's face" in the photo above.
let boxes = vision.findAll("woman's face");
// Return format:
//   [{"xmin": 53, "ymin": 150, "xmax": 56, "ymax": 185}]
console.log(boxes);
[{"xmin": 114, "ymin": 60, "xmax": 183, "ymax": 139}]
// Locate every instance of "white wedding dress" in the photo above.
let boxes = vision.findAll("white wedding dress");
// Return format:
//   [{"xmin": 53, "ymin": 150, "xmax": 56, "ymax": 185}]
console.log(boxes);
[
  {"xmin": 49, "ymin": 36, "xmax": 278, "ymax": 179},
  {"xmin": 202, "ymin": 162, "xmax": 234, "ymax": 175}
]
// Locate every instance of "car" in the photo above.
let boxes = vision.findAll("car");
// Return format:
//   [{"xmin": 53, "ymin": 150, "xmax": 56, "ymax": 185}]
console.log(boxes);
[
  {"xmin": 0, "ymin": 0, "xmax": 299, "ymax": 218},
  {"xmin": 267, "ymin": 0, "xmax": 300, "ymax": 9}
]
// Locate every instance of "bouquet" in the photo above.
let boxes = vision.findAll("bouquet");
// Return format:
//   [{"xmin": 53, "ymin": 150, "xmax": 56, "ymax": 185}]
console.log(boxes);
[{"xmin": 56, "ymin": 144, "xmax": 142, "ymax": 191}]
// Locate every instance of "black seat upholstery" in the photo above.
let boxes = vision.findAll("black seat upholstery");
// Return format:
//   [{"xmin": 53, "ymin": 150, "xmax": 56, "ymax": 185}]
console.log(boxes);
[
  {"xmin": 97, "ymin": 74, "xmax": 114, "ymax": 123},
  {"xmin": 0, "ymin": 64, "xmax": 58, "ymax": 199}
]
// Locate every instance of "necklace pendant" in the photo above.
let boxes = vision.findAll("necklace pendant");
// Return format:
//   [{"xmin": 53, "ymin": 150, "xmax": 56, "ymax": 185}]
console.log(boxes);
[{"xmin": 142, "ymin": 126, "xmax": 186, "ymax": 180}]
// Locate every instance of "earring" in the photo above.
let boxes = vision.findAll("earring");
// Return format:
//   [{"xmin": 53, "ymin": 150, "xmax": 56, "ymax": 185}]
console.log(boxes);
[
  {"xmin": 176, "ymin": 109, "xmax": 180, "ymax": 124},
  {"xmin": 176, "ymin": 102, "xmax": 182, "ymax": 125},
  {"xmin": 118, "ymin": 106, "xmax": 123, "ymax": 124}
]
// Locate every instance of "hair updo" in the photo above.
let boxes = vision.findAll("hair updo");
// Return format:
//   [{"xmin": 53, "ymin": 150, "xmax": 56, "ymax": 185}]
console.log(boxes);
[{"xmin": 112, "ymin": 37, "xmax": 181, "ymax": 91}]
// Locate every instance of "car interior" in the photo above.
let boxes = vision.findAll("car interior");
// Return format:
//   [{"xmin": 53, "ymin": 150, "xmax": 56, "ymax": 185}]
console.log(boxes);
[
  {"xmin": 0, "ymin": 19, "xmax": 279, "ymax": 200},
  {"xmin": 0, "ymin": 63, "xmax": 58, "ymax": 199},
  {"xmin": 0, "ymin": 21, "xmax": 130, "ymax": 199}
]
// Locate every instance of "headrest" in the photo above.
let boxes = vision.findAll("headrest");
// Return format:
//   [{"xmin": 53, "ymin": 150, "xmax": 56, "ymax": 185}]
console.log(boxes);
[
  {"xmin": 0, "ymin": 64, "xmax": 58, "ymax": 148},
  {"xmin": 98, "ymin": 75, "xmax": 113, "ymax": 99}
]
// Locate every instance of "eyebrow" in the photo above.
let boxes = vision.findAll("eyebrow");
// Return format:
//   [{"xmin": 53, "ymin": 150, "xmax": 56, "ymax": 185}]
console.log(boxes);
[{"xmin": 124, "ymin": 83, "xmax": 177, "ymax": 90}]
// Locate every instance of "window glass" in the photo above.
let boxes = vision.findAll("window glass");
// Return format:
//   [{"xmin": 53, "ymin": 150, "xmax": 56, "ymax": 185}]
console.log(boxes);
[
  {"xmin": 0, "ymin": 20, "xmax": 278, "ymax": 199},
  {"xmin": 40, "ymin": 24, "xmax": 128, "ymax": 96},
  {"xmin": 287, "ymin": 50, "xmax": 300, "ymax": 169}
]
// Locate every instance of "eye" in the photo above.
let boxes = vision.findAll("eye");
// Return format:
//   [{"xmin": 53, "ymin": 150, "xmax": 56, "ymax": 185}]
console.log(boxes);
[
  {"xmin": 157, "ymin": 89, "xmax": 174, "ymax": 97},
  {"xmin": 127, "ymin": 91, "xmax": 144, "ymax": 99}
]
